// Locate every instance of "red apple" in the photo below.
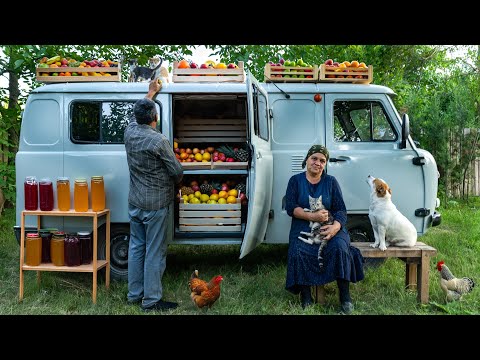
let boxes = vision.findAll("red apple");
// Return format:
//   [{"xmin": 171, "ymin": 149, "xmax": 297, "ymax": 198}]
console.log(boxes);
[
  {"xmin": 190, "ymin": 62, "xmax": 198, "ymax": 68},
  {"xmin": 200, "ymin": 63, "xmax": 208, "ymax": 69},
  {"xmin": 227, "ymin": 63, "xmax": 236, "ymax": 69},
  {"xmin": 325, "ymin": 59, "xmax": 334, "ymax": 66}
]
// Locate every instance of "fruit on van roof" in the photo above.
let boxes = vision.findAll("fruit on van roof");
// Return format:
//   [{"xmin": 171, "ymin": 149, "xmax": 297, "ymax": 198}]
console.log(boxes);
[{"xmin": 178, "ymin": 60, "xmax": 190, "ymax": 69}]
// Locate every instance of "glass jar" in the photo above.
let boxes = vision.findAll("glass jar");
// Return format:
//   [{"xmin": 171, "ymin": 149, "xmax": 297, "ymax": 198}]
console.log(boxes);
[
  {"xmin": 64, "ymin": 234, "xmax": 81, "ymax": 267},
  {"xmin": 25, "ymin": 233, "xmax": 42, "ymax": 266},
  {"xmin": 91, "ymin": 176, "xmax": 105, "ymax": 212},
  {"xmin": 39, "ymin": 229, "xmax": 53, "ymax": 263},
  {"xmin": 56, "ymin": 177, "xmax": 71, "ymax": 211},
  {"xmin": 39, "ymin": 178, "xmax": 54, "ymax": 211},
  {"xmin": 77, "ymin": 231, "xmax": 92, "ymax": 264},
  {"xmin": 74, "ymin": 178, "xmax": 89, "ymax": 212},
  {"xmin": 50, "ymin": 231, "xmax": 65, "ymax": 266},
  {"xmin": 24, "ymin": 176, "xmax": 38, "ymax": 211}
]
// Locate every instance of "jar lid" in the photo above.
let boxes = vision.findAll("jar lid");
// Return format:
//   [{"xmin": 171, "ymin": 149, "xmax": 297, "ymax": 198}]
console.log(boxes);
[
  {"xmin": 27, "ymin": 233, "xmax": 39, "ymax": 238},
  {"xmin": 77, "ymin": 231, "xmax": 91, "ymax": 236},
  {"xmin": 91, "ymin": 176, "xmax": 104, "ymax": 180},
  {"xmin": 53, "ymin": 231, "xmax": 65, "ymax": 236},
  {"xmin": 39, "ymin": 178, "xmax": 52, "ymax": 184},
  {"xmin": 57, "ymin": 177, "xmax": 69, "ymax": 181},
  {"xmin": 25, "ymin": 176, "xmax": 37, "ymax": 183},
  {"xmin": 75, "ymin": 178, "xmax": 87, "ymax": 183}
]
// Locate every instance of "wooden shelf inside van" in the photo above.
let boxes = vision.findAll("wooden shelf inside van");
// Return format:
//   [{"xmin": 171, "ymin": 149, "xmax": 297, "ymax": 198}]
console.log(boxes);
[{"xmin": 175, "ymin": 118, "xmax": 246, "ymax": 143}]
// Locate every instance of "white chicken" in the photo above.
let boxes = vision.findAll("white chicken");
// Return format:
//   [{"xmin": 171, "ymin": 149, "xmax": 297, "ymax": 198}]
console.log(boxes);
[{"xmin": 437, "ymin": 261, "xmax": 475, "ymax": 302}]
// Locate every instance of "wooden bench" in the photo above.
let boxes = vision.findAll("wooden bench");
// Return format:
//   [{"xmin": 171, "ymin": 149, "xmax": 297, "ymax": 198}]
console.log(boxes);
[{"xmin": 313, "ymin": 241, "xmax": 438, "ymax": 305}]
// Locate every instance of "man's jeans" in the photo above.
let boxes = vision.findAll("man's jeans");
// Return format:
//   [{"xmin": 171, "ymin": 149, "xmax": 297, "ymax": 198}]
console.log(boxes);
[{"xmin": 127, "ymin": 204, "xmax": 169, "ymax": 307}]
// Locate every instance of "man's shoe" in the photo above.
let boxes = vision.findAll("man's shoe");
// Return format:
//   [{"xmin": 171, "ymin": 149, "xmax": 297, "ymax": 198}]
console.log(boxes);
[
  {"xmin": 339, "ymin": 301, "xmax": 354, "ymax": 315},
  {"xmin": 142, "ymin": 300, "xmax": 179, "ymax": 312}
]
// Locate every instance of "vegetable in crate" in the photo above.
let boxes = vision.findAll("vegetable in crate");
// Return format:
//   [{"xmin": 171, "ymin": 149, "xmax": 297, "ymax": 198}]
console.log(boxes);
[{"xmin": 217, "ymin": 145, "xmax": 249, "ymax": 162}]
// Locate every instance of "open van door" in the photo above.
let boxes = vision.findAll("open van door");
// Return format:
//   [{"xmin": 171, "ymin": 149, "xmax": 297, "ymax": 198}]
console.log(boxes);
[{"xmin": 239, "ymin": 73, "xmax": 273, "ymax": 258}]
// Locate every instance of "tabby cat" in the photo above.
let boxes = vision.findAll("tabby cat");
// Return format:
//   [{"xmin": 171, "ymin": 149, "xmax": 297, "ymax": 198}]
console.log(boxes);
[{"xmin": 298, "ymin": 195, "xmax": 334, "ymax": 269}]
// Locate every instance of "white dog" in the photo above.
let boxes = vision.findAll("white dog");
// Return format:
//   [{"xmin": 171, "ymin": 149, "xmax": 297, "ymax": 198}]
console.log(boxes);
[{"xmin": 366, "ymin": 175, "xmax": 417, "ymax": 251}]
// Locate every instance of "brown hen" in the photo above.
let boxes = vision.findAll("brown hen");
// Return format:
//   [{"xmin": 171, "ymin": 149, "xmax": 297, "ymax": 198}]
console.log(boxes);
[{"xmin": 188, "ymin": 270, "xmax": 223, "ymax": 309}]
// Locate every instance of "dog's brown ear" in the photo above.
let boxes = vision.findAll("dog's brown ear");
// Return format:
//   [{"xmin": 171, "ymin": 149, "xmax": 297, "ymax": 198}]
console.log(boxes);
[
  {"xmin": 388, "ymin": 187, "xmax": 392, "ymax": 195},
  {"xmin": 376, "ymin": 184, "xmax": 386, "ymax": 197}
]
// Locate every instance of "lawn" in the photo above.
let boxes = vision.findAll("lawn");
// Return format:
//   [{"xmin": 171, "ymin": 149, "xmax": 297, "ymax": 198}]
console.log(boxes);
[{"xmin": 0, "ymin": 198, "xmax": 479, "ymax": 315}]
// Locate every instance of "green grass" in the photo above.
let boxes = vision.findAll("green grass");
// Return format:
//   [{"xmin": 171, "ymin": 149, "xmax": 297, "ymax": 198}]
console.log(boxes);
[{"xmin": 0, "ymin": 199, "xmax": 479, "ymax": 315}]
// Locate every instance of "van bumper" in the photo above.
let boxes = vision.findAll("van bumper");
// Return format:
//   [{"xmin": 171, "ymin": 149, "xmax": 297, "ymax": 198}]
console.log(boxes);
[{"xmin": 431, "ymin": 211, "xmax": 441, "ymax": 227}]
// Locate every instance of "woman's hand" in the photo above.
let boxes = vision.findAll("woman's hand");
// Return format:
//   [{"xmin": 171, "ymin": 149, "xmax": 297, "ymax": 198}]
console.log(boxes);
[
  {"xmin": 310, "ymin": 209, "xmax": 330, "ymax": 223},
  {"xmin": 319, "ymin": 221, "xmax": 341, "ymax": 241}
]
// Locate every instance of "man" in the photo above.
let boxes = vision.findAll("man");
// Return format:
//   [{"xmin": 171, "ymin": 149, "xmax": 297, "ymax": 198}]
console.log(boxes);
[{"xmin": 124, "ymin": 79, "xmax": 184, "ymax": 311}]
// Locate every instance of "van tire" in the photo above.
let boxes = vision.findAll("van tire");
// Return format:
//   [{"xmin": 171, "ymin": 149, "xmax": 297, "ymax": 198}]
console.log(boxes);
[
  {"xmin": 98, "ymin": 224, "xmax": 130, "ymax": 282},
  {"xmin": 346, "ymin": 216, "xmax": 384, "ymax": 268}
]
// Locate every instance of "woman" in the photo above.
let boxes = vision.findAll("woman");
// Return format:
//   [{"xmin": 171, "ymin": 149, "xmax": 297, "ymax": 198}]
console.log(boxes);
[{"xmin": 285, "ymin": 145, "xmax": 364, "ymax": 313}]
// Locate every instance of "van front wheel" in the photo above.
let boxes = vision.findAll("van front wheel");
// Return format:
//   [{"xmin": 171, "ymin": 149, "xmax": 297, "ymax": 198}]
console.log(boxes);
[{"xmin": 98, "ymin": 224, "xmax": 130, "ymax": 281}]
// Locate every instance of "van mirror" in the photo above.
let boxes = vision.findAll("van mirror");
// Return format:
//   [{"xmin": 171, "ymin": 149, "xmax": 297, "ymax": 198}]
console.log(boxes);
[{"xmin": 401, "ymin": 113, "xmax": 410, "ymax": 149}]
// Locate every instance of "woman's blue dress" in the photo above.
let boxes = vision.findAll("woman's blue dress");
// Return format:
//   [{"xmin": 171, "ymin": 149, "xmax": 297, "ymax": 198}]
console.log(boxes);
[{"xmin": 285, "ymin": 171, "xmax": 364, "ymax": 294}]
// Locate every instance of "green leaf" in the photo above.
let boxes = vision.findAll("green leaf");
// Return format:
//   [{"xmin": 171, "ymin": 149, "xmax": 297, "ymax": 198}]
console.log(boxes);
[{"xmin": 14, "ymin": 59, "xmax": 24, "ymax": 69}]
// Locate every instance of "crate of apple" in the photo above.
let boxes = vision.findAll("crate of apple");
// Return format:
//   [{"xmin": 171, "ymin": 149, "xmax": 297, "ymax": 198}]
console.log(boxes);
[
  {"xmin": 36, "ymin": 56, "xmax": 120, "ymax": 82},
  {"xmin": 264, "ymin": 58, "xmax": 318, "ymax": 82},
  {"xmin": 172, "ymin": 60, "xmax": 245, "ymax": 82}
]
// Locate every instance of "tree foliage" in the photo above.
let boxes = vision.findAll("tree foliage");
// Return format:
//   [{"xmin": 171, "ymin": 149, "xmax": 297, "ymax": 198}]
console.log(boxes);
[{"xmin": 1, "ymin": 44, "xmax": 479, "ymax": 209}]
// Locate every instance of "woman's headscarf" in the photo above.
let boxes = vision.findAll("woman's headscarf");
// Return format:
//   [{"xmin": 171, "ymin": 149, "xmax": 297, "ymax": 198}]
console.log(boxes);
[{"xmin": 302, "ymin": 145, "xmax": 329, "ymax": 168}]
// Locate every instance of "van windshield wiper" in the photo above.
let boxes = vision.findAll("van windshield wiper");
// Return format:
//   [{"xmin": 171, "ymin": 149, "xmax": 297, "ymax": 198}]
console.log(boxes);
[{"xmin": 264, "ymin": 74, "xmax": 290, "ymax": 99}]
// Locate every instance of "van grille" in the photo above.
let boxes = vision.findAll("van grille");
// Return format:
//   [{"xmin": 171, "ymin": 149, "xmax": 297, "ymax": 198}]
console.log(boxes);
[{"xmin": 291, "ymin": 155, "xmax": 304, "ymax": 173}]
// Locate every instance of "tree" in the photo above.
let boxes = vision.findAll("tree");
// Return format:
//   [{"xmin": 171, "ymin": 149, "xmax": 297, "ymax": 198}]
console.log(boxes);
[{"xmin": 0, "ymin": 45, "xmax": 193, "ymax": 209}]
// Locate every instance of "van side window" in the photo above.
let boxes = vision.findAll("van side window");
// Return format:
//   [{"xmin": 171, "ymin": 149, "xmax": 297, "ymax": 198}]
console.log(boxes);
[
  {"xmin": 333, "ymin": 100, "xmax": 397, "ymax": 142},
  {"xmin": 253, "ymin": 84, "xmax": 269, "ymax": 141},
  {"xmin": 71, "ymin": 101, "xmax": 161, "ymax": 144}
]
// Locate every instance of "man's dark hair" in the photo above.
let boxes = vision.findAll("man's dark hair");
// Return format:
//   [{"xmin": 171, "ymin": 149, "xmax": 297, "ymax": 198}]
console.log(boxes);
[{"xmin": 134, "ymin": 98, "xmax": 157, "ymax": 125}]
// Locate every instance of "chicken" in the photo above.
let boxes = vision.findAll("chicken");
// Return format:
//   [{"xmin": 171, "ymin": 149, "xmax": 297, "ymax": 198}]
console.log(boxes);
[
  {"xmin": 188, "ymin": 269, "xmax": 223, "ymax": 309},
  {"xmin": 437, "ymin": 261, "xmax": 475, "ymax": 302}
]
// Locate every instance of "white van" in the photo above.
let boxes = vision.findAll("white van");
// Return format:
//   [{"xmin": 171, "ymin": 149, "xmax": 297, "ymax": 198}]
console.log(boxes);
[{"xmin": 14, "ymin": 73, "xmax": 441, "ymax": 280}]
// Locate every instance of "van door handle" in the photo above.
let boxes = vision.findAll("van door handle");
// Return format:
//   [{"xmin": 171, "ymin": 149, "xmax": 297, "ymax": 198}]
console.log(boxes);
[{"xmin": 329, "ymin": 158, "xmax": 347, "ymax": 162}]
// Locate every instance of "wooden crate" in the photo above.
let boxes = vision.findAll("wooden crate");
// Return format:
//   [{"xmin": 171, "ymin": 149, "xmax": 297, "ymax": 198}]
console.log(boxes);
[
  {"xmin": 180, "ymin": 161, "xmax": 212, "ymax": 170},
  {"xmin": 264, "ymin": 63, "xmax": 318, "ymax": 82},
  {"xmin": 175, "ymin": 117, "xmax": 246, "ymax": 143},
  {"xmin": 179, "ymin": 200, "xmax": 242, "ymax": 232},
  {"xmin": 318, "ymin": 64, "xmax": 373, "ymax": 84},
  {"xmin": 36, "ymin": 66, "xmax": 121, "ymax": 83},
  {"xmin": 172, "ymin": 61, "xmax": 245, "ymax": 83},
  {"xmin": 211, "ymin": 161, "xmax": 248, "ymax": 170},
  {"xmin": 180, "ymin": 161, "xmax": 248, "ymax": 170}
]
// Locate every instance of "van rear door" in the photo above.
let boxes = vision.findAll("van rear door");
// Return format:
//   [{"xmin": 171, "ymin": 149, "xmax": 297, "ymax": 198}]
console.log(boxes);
[{"xmin": 239, "ymin": 73, "xmax": 273, "ymax": 258}]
